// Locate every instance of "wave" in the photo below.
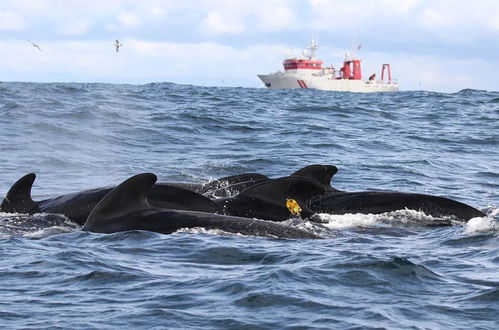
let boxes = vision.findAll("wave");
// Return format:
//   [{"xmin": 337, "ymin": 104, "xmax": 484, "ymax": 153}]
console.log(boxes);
[
  {"xmin": 464, "ymin": 216, "xmax": 498, "ymax": 234},
  {"xmin": 317, "ymin": 209, "xmax": 463, "ymax": 229},
  {"xmin": 0, "ymin": 212, "xmax": 78, "ymax": 238},
  {"xmin": 455, "ymin": 88, "xmax": 489, "ymax": 94}
]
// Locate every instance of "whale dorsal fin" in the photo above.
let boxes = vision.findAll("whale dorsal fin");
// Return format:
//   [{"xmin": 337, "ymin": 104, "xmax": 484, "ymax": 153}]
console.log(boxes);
[
  {"xmin": 232, "ymin": 176, "xmax": 326, "ymax": 219},
  {"xmin": 149, "ymin": 184, "xmax": 223, "ymax": 213},
  {"xmin": 1, "ymin": 173, "xmax": 38, "ymax": 213},
  {"xmin": 291, "ymin": 164, "xmax": 338, "ymax": 192},
  {"xmin": 84, "ymin": 173, "xmax": 157, "ymax": 229}
]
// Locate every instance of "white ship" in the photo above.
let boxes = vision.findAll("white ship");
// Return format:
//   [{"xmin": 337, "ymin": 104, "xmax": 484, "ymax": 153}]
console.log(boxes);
[{"xmin": 258, "ymin": 39, "xmax": 399, "ymax": 93}]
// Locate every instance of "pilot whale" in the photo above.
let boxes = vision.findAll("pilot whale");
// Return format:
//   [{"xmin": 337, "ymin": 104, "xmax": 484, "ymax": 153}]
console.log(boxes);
[
  {"xmin": 203, "ymin": 164, "xmax": 338, "ymax": 198},
  {"xmin": 308, "ymin": 191, "xmax": 485, "ymax": 221},
  {"xmin": 82, "ymin": 173, "xmax": 321, "ymax": 239},
  {"xmin": 302, "ymin": 167, "xmax": 485, "ymax": 222},
  {"xmin": 212, "ymin": 176, "xmax": 326, "ymax": 221}
]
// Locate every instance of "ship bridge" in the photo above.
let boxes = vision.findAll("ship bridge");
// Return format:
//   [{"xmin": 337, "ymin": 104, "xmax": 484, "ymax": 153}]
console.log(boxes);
[{"xmin": 283, "ymin": 59, "xmax": 323, "ymax": 71}]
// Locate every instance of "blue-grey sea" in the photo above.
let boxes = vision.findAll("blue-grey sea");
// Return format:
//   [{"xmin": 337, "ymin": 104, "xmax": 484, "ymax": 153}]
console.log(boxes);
[{"xmin": 0, "ymin": 82, "xmax": 498, "ymax": 329}]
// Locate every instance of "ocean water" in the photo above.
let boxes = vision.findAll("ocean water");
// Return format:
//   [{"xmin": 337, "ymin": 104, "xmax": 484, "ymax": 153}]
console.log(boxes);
[{"xmin": 0, "ymin": 82, "xmax": 498, "ymax": 329}]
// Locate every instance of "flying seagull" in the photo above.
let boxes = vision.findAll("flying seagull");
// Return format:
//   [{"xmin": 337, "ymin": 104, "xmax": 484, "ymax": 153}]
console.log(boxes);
[
  {"xmin": 27, "ymin": 40, "xmax": 42, "ymax": 51},
  {"xmin": 115, "ymin": 39, "xmax": 123, "ymax": 52}
]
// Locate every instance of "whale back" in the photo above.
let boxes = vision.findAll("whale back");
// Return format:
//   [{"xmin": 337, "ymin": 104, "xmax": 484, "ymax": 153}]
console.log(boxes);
[
  {"xmin": 218, "ymin": 176, "xmax": 326, "ymax": 221},
  {"xmin": 149, "ymin": 184, "xmax": 223, "ymax": 213}
]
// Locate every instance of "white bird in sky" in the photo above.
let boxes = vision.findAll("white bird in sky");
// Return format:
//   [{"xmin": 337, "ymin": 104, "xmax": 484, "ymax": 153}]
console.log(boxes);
[
  {"xmin": 115, "ymin": 39, "xmax": 123, "ymax": 52},
  {"xmin": 27, "ymin": 40, "xmax": 42, "ymax": 51}
]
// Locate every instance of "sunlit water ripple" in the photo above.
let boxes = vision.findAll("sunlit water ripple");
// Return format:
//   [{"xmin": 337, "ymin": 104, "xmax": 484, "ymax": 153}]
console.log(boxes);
[{"xmin": 0, "ymin": 82, "xmax": 497, "ymax": 329}]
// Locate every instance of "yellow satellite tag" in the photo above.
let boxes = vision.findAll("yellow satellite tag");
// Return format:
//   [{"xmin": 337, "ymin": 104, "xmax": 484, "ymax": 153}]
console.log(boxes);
[{"xmin": 286, "ymin": 199, "xmax": 301, "ymax": 215}]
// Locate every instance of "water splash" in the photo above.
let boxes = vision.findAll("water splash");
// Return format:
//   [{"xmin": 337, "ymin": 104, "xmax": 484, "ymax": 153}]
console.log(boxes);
[
  {"xmin": 316, "ymin": 209, "xmax": 460, "ymax": 229},
  {"xmin": 176, "ymin": 227, "xmax": 244, "ymax": 237},
  {"xmin": 0, "ymin": 212, "xmax": 79, "ymax": 238},
  {"xmin": 464, "ymin": 216, "xmax": 498, "ymax": 234}
]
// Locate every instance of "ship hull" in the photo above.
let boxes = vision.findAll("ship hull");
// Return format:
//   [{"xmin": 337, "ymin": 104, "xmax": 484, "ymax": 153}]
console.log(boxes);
[{"xmin": 258, "ymin": 73, "xmax": 399, "ymax": 93}]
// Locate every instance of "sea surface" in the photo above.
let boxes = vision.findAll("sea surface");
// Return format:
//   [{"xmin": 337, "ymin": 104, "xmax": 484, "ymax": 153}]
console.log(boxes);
[{"xmin": 0, "ymin": 82, "xmax": 497, "ymax": 329}]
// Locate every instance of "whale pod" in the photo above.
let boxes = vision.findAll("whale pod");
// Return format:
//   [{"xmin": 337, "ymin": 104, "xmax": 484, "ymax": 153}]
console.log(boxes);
[
  {"xmin": 83, "ymin": 173, "xmax": 321, "ymax": 239},
  {"xmin": 0, "ymin": 166, "xmax": 331, "ymax": 224},
  {"xmin": 1, "ymin": 173, "xmax": 225, "ymax": 225}
]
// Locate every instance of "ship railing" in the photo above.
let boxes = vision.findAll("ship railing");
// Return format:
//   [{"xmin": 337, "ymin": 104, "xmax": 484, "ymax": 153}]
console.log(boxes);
[{"xmin": 369, "ymin": 79, "xmax": 399, "ymax": 85}]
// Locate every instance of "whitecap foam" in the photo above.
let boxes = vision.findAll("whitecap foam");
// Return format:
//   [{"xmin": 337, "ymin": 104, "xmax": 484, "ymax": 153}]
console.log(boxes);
[
  {"xmin": 0, "ymin": 211, "xmax": 27, "ymax": 217},
  {"xmin": 0, "ymin": 212, "xmax": 79, "ymax": 238},
  {"xmin": 24, "ymin": 225, "xmax": 79, "ymax": 239},
  {"xmin": 316, "ymin": 213, "xmax": 380, "ymax": 229},
  {"xmin": 315, "ymin": 208, "xmax": 457, "ymax": 229},
  {"xmin": 280, "ymin": 218, "xmax": 332, "ymax": 237},
  {"xmin": 464, "ymin": 216, "xmax": 498, "ymax": 234},
  {"xmin": 175, "ymin": 227, "xmax": 244, "ymax": 237},
  {"xmin": 485, "ymin": 205, "xmax": 499, "ymax": 218}
]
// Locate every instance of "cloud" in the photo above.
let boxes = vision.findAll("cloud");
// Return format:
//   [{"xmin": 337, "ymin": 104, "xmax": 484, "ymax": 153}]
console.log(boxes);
[
  {"xmin": 118, "ymin": 11, "xmax": 140, "ymax": 28},
  {"xmin": 57, "ymin": 21, "xmax": 91, "ymax": 36},
  {"xmin": 489, "ymin": 17, "xmax": 499, "ymax": 32},
  {"xmin": 253, "ymin": 1, "xmax": 296, "ymax": 32},
  {"xmin": 307, "ymin": 0, "xmax": 499, "ymax": 43},
  {"xmin": 149, "ymin": 7, "xmax": 165, "ymax": 16},
  {"xmin": 419, "ymin": 8, "xmax": 445, "ymax": 28},
  {"xmin": 0, "ymin": 10, "xmax": 27, "ymax": 31},
  {"xmin": 202, "ymin": 11, "xmax": 246, "ymax": 35},
  {"xmin": 200, "ymin": 1, "xmax": 298, "ymax": 35}
]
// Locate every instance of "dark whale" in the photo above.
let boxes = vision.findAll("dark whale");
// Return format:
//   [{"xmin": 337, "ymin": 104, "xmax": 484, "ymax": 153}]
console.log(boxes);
[
  {"xmin": 213, "ymin": 176, "xmax": 326, "ymax": 221},
  {"xmin": 83, "ymin": 173, "xmax": 321, "ymax": 239},
  {"xmin": 305, "ymin": 168, "xmax": 485, "ymax": 222},
  {"xmin": 308, "ymin": 191, "xmax": 485, "ymax": 221},
  {"xmin": 203, "ymin": 164, "xmax": 338, "ymax": 198}
]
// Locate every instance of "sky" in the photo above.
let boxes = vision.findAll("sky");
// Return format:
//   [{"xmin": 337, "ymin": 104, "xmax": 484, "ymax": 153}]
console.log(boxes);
[{"xmin": 1, "ymin": 0, "xmax": 499, "ymax": 92}]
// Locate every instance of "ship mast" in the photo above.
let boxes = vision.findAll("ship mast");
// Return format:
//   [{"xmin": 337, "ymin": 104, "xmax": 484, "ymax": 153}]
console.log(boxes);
[
  {"xmin": 303, "ymin": 38, "xmax": 318, "ymax": 60},
  {"xmin": 345, "ymin": 39, "xmax": 361, "ymax": 61}
]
